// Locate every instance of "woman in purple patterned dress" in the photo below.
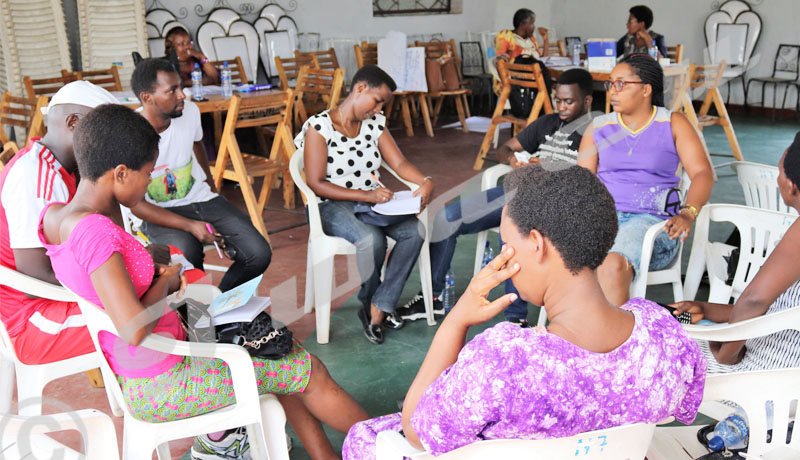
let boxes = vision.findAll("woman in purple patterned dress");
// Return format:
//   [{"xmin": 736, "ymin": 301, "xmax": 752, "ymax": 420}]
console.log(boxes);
[{"xmin": 342, "ymin": 165, "xmax": 707, "ymax": 459}]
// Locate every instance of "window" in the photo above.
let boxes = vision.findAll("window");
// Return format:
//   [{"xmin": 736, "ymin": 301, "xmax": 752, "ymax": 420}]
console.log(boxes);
[{"xmin": 372, "ymin": 0, "xmax": 452, "ymax": 16}]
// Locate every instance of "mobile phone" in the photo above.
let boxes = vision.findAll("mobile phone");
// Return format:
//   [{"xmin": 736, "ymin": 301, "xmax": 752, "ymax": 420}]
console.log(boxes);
[{"xmin": 656, "ymin": 302, "xmax": 692, "ymax": 325}]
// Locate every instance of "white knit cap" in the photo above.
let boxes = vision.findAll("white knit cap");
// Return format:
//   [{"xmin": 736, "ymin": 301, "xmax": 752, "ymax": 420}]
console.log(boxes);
[{"xmin": 42, "ymin": 80, "xmax": 120, "ymax": 115}]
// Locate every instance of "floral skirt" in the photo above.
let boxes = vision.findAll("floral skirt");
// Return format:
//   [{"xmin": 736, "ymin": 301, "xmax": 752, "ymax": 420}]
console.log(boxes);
[{"xmin": 117, "ymin": 339, "xmax": 311, "ymax": 422}]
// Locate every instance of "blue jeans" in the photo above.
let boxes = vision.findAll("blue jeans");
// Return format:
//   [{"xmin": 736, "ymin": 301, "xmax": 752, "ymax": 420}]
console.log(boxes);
[
  {"xmin": 610, "ymin": 211, "xmax": 681, "ymax": 280},
  {"xmin": 318, "ymin": 200, "xmax": 425, "ymax": 313},
  {"xmin": 141, "ymin": 196, "xmax": 271, "ymax": 292},
  {"xmin": 429, "ymin": 186, "xmax": 528, "ymax": 320}
]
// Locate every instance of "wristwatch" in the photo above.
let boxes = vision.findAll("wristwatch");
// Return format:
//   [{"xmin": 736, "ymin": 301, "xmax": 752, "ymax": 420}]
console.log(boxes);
[{"xmin": 679, "ymin": 204, "xmax": 699, "ymax": 219}]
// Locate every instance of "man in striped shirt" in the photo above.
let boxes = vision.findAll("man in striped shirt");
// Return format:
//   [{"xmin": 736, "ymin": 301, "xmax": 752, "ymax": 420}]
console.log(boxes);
[{"xmin": 0, "ymin": 81, "xmax": 119, "ymax": 364}]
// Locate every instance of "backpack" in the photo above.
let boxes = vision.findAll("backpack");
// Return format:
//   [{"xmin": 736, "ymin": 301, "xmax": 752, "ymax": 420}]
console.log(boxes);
[{"xmin": 508, "ymin": 55, "xmax": 553, "ymax": 119}]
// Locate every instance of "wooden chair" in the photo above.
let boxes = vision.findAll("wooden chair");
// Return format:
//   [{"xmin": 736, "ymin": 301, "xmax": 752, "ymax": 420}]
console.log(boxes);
[
  {"xmin": 473, "ymin": 60, "xmax": 553, "ymax": 170},
  {"xmin": 416, "ymin": 39, "xmax": 472, "ymax": 123},
  {"xmin": 67, "ymin": 66, "xmax": 122, "ymax": 92},
  {"xmin": 0, "ymin": 93, "xmax": 47, "ymax": 147},
  {"xmin": 274, "ymin": 54, "xmax": 315, "ymax": 90},
  {"xmin": 294, "ymin": 65, "xmax": 345, "ymax": 126},
  {"xmin": 210, "ymin": 56, "xmax": 248, "ymax": 84},
  {"xmin": 666, "ymin": 44, "xmax": 684, "ymax": 63},
  {"xmin": 297, "ymin": 48, "xmax": 339, "ymax": 71},
  {"xmin": 548, "ymin": 39, "xmax": 567, "ymax": 57},
  {"xmin": 23, "ymin": 72, "xmax": 77, "ymax": 98},
  {"xmin": 211, "ymin": 91, "xmax": 297, "ymax": 240},
  {"xmin": 354, "ymin": 42, "xmax": 378, "ymax": 68},
  {"xmin": 0, "ymin": 142, "xmax": 19, "ymax": 172},
  {"xmin": 685, "ymin": 61, "xmax": 743, "ymax": 161}
]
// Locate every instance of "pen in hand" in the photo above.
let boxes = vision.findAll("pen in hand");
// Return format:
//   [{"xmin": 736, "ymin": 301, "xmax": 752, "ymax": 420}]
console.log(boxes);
[
  {"xmin": 370, "ymin": 173, "xmax": 386, "ymax": 189},
  {"xmin": 205, "ymin": 223, "xmax": 224, "ymax": 258}
]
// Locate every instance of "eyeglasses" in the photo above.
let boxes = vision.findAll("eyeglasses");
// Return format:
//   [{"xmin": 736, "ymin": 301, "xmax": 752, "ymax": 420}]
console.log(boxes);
[{"xmin": 604, "ymin": 80, "xmax": 645, "ymax": 92}]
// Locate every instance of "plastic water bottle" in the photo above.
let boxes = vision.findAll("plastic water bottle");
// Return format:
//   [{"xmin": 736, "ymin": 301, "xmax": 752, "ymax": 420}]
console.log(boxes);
[
  {"xmin": 481, "ymin": 241, "xmax": 494, "ymax": 268},
  {"xmin": 442, "ymin": 270, "xmax": 455, "ymax": 312},
  {"xmin": 221, "ymin": 61, "xmax": 233, "ymax": 97},
  {"xmin": 191, "ymin": 63, "xmax": 203, "ymax": 101},
  {"xmin": 571, "ymin": 39, "xmax": 581, "ymax": 66},
  {"xmin": 709, "ymin": 407, "xmax": 750, "ymax": 451},
  {"xmin": 648, "ymin": 40, "xmax": 658, "ymax": 60}
]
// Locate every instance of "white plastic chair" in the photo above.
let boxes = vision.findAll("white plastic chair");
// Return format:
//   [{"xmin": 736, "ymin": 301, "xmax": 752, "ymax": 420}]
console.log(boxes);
[
  {"xmin": 648, "ymin": 368, "xmax": 800, "ymax": 460},
  {"xmin": 71, "ymin": 284, "xmax": 290, "ymax": 460},
  {"xmin": 289, "ymin": 149, "xmax": 435, "ymax": 345},
  {"xmin": 731, "ymin": 161, "xmax": 798, "ymax": 215},
  {"xmin": 0, "ymin": 408, "xmax": 119, "ymax": 460},
  {"xmin": 683, "ymin": 204, "xmax": 797, "ymax": 303},
  {"xmin": 472, "ymin": 163, "xmax": 511, "ymax": 276},
  {"xmin": 376, "ymin": 422, "xmax": 656, "ymax": 460},
  {"xmin": 0, "ymin": 265, "xmax": 120, "ymax": 417}
]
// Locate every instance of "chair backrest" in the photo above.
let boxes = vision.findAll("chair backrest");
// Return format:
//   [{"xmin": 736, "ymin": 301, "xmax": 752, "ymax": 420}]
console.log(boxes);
[
  {"xmin": 460, "ymin": 41, "xmax": 486, "ymax": 76},
  {"xmin": 68, "ymin": 66, "xmax": 123, "ymax": 92},
  {"xmin": 211, "ymin": 56, "xmax": 248, "ymax": 85},
  {"xmin": 23, "ymin": 72, "xmax": 77, "ymax": 99},
  {"xmin": 496, "ymin": 59, "xmax": 554, "ymax": 121},
  {"xmin": 354, "ymin": 42, "xmax": 378, "ymax": 69},
  {"xmin": 770, "ymin": 44, "xmax": 800, "ymax": 79},
  {"xmin": 377, "ymin": 422, "xmax": 656, "ymax": 459},
  {"xmin": 666, "ymin": 44, "xmax": 684, "ymax": 63},
  {"xmin": 0, "ymin": 141, "xmax": 19, "ymax": 171},
  {"xmin": 297, "ymin": 48, "xmax": 339, "ymax": 72},
  {"xmin": 686, "ymin": 204, "xmax": 796, "ymax": 302},
  {"xmin": 688, "ymin": 61, "xmax": 727, "ymax": 91},
  {"xmin": 0, "ymin": 93, "xmax": 47, "ymax": 148},
  {"xmin": 275, "ymin": 54, "xmax": 315, "ymax": 90},
  {"xmin": 731, "ymin": 161, "xmax": 798, "ymax": 215},
  {"xmin": 704, "ymin": 0, "xmax": 761, "ymax": 68},
  {"xmin": 295, "ymin": 65, "xmax": 344, "ymax": 112},
  {"xmin": 703, "ymin": 369, "xmax": 800, "ymax": 457}
]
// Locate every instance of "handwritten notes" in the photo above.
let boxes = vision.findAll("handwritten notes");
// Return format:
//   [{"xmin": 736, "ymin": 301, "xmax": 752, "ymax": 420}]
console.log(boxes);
[
  {"xmin": 372, "ymin": 190, "xmax": 421, "ymax": 216},
  {"xmin": 378, "ymin": 31, "xmax": 428, "ymax": 93}
]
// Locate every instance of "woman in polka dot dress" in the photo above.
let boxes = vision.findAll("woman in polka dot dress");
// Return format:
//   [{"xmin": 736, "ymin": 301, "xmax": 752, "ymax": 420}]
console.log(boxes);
[
  {"xmin": 295, "ymin": 65, "xmax": 435, "ymax": 344},
  {"xmin": 39, "ymin": 105, "xmax": 368, "ymax": 459}
]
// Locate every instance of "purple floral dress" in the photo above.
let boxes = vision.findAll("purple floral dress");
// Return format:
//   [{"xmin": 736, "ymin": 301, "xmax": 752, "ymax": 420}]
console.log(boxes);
[{"xmin": 343, "ymin": 298, "xmax": 707, "ymax": 459}]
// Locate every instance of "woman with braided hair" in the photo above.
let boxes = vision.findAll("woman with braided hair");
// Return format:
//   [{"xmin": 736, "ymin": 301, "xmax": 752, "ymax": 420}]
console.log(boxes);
[{"xmin": 578, "ymin": 54, "xmax": 714, "ymax": 306}]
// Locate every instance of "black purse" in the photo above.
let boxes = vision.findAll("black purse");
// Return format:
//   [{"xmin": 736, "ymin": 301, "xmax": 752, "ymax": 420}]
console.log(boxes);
[{"xmin": 215, "ymin": 312, "xmax": 294, "ymax": 360}]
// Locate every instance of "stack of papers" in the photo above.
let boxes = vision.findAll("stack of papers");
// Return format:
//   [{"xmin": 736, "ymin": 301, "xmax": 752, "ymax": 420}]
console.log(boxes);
[
  {"xmin": 190, "ymin": 274, "xmax": 271, "ymax": 327},
  {"xmin": 194, "ymin": 296, "xmax": 271, "ymax": 327},
  {"xmin": 372, "ymin": 190, "xmax": 421, "ymax": 215}
]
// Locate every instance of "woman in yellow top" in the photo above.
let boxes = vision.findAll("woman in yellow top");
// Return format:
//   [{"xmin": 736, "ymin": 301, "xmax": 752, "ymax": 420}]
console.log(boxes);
[{"xmin": 494, "ymin": 8, "xmax": 549, "ymax": 92}]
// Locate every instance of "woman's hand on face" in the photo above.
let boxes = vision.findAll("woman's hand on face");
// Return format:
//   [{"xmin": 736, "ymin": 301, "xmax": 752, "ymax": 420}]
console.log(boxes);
[
  {"xmin": 537, "ymin": 27, "xmax": 549, "ymax": 40},
  {"xmin": 161, "ymin": 263, "xmax": 187, "ymax": 297},
  {"xmin": 448, "ymin": 245, "xmax": 521, "ymax": 329},
  {"xmin": 367, "ymin": 187, "xmax": 394, "ymax": 204},
  {"xmin": 413, "ymin": 180, "xmax": 434, "ymax": 211},
  {"xmin": 670, "ymin": 300, "xmax": 705, "ymax": 324},
  {"xmin": 664, "ymin": 212, "xmax": 694, "ymax": 241}
]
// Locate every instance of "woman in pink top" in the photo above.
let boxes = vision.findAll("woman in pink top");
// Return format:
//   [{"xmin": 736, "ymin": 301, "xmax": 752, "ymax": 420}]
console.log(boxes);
[{"xmin": 39, "ymin": 104, "xmax": 367, "ymax": 459}]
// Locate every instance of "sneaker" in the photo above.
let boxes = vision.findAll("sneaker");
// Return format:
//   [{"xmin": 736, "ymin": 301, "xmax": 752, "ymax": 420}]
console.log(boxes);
[
  {"xmin": 357, "ymin": 304, "xmax": 384, "ymax": 344},
  {"xmin": 382, "ymin": 311, "xmax": 405, "ymax": 330},
  {"xmin": 396, "ymin": 292, "xmax": 445, "ymax": 321},
  {"xmin": 192, "ymin": 427, "xmax": 251, "ymax": 459},
  {"xmin": 507, "ymin": 318, "xmax": 529, "ymax": 328}
]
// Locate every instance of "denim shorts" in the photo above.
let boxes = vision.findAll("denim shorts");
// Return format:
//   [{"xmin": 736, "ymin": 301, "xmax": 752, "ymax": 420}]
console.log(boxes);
[{"xmin": 609, "ymin": 211, "xmax": 680, "ymax": 280}]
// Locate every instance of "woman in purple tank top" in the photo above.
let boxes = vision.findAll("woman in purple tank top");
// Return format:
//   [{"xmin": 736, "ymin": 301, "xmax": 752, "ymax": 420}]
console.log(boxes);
[{"xmin": 578, "ymin": 55, "xmax": 713, "ymax": 306}]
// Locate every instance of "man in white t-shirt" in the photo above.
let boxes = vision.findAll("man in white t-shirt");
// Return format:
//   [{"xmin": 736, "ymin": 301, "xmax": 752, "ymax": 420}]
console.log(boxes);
[
  {"xmin": 0, "ymin": 81, "xmax": 120, "ymax": 364},
  {"xmin": 129, "ymin": 58, "xmax": 271, "ymax": 292}
]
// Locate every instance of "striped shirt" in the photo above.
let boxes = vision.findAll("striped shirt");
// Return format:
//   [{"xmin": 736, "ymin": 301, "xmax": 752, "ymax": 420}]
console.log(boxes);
[{"xmin": 703, "ymin": 280, "xmax": 800, "ymax": 374}]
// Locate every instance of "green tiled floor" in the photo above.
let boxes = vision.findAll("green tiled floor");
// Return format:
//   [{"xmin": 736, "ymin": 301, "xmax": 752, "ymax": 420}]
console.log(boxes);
[{"xmin": 182, "ymin": 115, "xmax": 799, "ymax": 459}]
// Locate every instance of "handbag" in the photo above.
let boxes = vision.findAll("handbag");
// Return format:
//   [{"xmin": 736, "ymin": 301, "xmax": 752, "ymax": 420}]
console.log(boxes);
[
  {"xmin": 507, "ymin": 56, "xmax": 552, "ymax": 118},
  {"xmin": 215, "ymin": 312, "xmax": 294, "ymax": 360}
]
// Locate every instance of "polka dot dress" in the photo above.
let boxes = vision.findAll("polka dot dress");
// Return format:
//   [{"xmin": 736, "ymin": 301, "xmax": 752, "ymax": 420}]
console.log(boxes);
[{"xmin": 295, "ymin": 110, "xmax": 386, "ymax": 192}]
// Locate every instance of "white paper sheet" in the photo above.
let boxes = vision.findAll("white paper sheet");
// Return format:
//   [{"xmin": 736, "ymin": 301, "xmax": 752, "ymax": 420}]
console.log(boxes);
[
  {"xmin": 378, "ymin": 31, "xmax": 428, "ymax": 93},
  {"xmin": 194, "ymin": 296, "xmax": 272, "ymax": 328},
  {"xmin": 371, "ymin": 190, "xmax": 421, "ymax": 216}
]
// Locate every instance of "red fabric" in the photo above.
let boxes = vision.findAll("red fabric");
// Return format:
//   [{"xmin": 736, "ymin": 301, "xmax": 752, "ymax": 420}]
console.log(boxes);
[{"xmin": 12, "ymin": 301, "xmax": 94, "ymax": 365}]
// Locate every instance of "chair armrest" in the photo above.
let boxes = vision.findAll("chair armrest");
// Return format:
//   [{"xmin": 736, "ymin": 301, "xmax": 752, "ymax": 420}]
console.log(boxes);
[
  {"xmin": 382, "ymin": 163, "xmax": 419, "ymax": 192},
  {"xmin": 481, "ymin": 164, "xmax": 512, "ymax": 191},
  {"xmin": 0, "ymin": 265, "xmax": 75, "ymax": 302},
  {"xmin": 376, "ymin": 430, "xmax": 428, "ymax": 460},
  {"xmin": 684, "ymin": 306, "xmax": 800, "ymax": 342}
]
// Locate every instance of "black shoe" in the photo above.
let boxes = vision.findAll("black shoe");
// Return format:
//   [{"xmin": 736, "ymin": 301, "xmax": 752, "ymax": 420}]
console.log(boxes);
[
  {"xmin": 357, "ymin": 305, "xmax": 385, "ymax": 344},
  {"xmin": 508, "ymin": 318, "xmax": 529, "ymax": 328},
  {"xmin": 396, "ymin": 292, "xmax": 445, "ymax": 321},
  {"xmin": 383, "ymin": 311, "xmax": 405, "ymax": 330}
]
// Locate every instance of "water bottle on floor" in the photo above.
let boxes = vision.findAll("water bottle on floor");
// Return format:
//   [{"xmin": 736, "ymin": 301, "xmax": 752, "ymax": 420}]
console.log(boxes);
[
  {"xmin": 191, "ymin": 63, "xmax": 203, "ymax": 101},
  {"xmin": 481, "ymin": 241, "xmax": 494, "ymax": 268},
  {"xmin": 221, "ymin": 61, "xmax": 233, "ymax": 97},
  {"xmin": 442, "ymin": 270, "xmax": 455, "ymax": 312},
  {"xmin": 648, "ymin": 40, "xmax": 658, "ymax": 60},
  {"xmin": 708, "ymin": 407, "xmax": 750, "ymax": 451}
]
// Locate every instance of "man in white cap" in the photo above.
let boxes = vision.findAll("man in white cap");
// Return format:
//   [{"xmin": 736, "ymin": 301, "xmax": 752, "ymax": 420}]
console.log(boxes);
[{"xmin": 0, "ymin": 80, "xmax": 119, "ymax": 365}]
